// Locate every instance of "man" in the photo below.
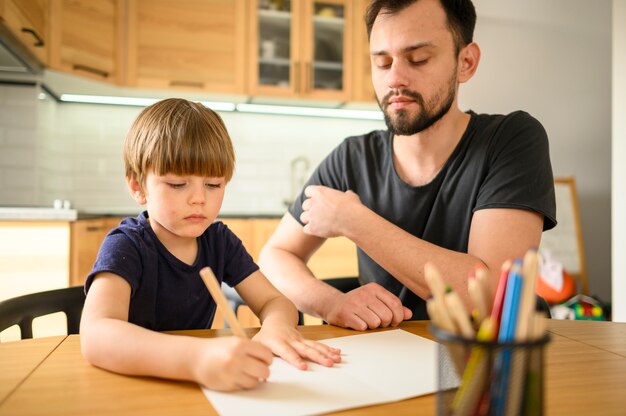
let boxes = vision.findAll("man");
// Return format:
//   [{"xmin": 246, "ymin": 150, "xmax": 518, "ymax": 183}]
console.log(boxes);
[{"xmin": 259, "ymin": 0, "xmax": 556, "ymax": 331}]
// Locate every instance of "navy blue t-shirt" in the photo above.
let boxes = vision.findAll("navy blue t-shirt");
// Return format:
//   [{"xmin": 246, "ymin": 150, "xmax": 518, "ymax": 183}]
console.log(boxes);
[
  {"xmin": 85, "ymin": 212, "xmax": 259, "ymax": 331},
  {"xmin": 289, "ymin": 111, "xmax": 557, "ymax": 320}
]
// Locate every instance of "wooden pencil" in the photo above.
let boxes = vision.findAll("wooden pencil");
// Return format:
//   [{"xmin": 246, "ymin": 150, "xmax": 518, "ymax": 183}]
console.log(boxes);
[{"xmin": 199, "ymin": 267, "xmax": 247, "ymax": 338}]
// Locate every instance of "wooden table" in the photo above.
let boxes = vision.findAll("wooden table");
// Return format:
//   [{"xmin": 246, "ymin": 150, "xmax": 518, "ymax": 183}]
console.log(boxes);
[{"xmin": 1, "ymin": 320, "xmax": 625, "ymax": 415}]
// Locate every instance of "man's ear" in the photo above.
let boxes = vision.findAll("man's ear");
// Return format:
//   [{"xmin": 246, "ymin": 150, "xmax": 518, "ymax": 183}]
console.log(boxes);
[
  {"xmin": 457, "ymin": 42, "xmax": 481, "ymax": 84},
  {"xmin": 126, "ymin": 176, "xmax": 147, "ymax": 205}
]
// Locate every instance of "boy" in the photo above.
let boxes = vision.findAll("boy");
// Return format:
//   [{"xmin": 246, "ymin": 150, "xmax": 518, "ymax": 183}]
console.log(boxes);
[{"xmin": 80, "ymin": 98, "xmax": 340, "ymax": 392}]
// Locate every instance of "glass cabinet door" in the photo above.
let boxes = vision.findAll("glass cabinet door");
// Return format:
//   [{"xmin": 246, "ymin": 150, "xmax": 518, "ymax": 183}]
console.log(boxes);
[
  {"xmin": 250, "ymin": 0, "xmax": 351, "ymax": 100},
  {"xmin": 308, "ymin": 1, "xmax": 346, "ymax": 95},
  {"xmin": 252, "ymin": 0, "xmax": 297, "ymax": 95}
]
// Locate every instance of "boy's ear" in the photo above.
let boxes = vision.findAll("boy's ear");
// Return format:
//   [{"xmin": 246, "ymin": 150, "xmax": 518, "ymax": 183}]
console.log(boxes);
[
  {"xmin": 457, "ymin": 42, "xmax": 480, "ymax": 84},
  {"xmin": 126, "ymin": 176, "xmax": 147, "ymax": 205}
]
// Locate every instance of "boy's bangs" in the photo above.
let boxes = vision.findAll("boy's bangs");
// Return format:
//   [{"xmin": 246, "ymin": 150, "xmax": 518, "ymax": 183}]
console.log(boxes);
[{"xmin": 151, "ymin": 133, "xmax": 234, "ymax": 180}]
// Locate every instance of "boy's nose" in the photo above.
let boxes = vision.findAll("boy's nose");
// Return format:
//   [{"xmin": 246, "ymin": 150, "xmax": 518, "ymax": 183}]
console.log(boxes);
[{"xmin": 189, "ymin": 187, "xmax": 206, "ymax": 204}]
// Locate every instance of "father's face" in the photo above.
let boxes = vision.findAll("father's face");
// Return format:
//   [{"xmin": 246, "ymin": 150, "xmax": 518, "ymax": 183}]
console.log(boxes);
[{"xmin": 369, "ymin": 0, "xmax": 460, "ymax": 136}]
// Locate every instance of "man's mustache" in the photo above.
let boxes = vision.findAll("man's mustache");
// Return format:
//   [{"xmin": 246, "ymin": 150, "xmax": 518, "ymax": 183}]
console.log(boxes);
[{"xmin": 381, "ymin": 89, "xmax": 424, "ymax": 108}]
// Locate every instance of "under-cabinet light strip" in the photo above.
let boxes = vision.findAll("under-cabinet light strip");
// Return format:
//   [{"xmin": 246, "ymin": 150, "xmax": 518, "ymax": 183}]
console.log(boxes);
[
  {"xmin": 58, "ymin": 94, "xmax": 383, "ymax": 121},
  {"xmin": 235, "ymin": 103, "xmax": 384, "ymax": 120}
]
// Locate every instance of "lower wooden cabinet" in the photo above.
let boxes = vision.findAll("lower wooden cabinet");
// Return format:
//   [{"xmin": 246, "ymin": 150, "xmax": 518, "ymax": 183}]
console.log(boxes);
[
  {"xmin": 69, "ymin": 217, "xmax": 124, "ymax": 287},
  {"xmin": 219, "ymin": 217, "xmax": 359, "ymax": 327}
]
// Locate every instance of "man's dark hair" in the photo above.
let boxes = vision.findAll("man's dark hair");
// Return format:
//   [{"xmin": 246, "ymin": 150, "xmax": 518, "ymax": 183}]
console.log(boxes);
[{"xmin": 365, "ymin": 0, "xmax": 476, "ymax": 55}]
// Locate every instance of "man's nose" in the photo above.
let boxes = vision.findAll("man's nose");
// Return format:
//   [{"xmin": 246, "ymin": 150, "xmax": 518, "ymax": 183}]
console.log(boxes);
[{"xmin": 385, "ymin": 61, "xmax": 411, "ymax": 90}]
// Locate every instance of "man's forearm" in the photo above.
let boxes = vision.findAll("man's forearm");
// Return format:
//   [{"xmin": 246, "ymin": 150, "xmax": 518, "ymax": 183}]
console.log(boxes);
[{"xmin": 341, "ymin": 204, "xmax": 480, "ymax": 308}]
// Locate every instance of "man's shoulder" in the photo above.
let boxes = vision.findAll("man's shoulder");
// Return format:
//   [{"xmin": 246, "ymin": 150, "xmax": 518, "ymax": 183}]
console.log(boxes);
[
  {"xmin": 472, "ymin": 110, "xmax": 543, "ymax": 131},
  {"xmin": 338, "ymin": 129, "xmax": 390, "ymax": 153}
]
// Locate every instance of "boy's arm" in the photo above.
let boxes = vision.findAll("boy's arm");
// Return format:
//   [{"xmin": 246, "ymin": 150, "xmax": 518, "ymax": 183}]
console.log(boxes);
[
  {"xmin": 235, "ymin": 270, "xmax": 341, "ymax": 369},
  {"xmin": 80, "ymin": 272, "xmax": 273, "ymax": 391}
]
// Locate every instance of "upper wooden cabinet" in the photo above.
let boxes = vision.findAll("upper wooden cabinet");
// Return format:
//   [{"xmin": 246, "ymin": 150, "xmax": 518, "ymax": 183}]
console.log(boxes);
[
  {"xmin": 126, "ymin": 0, "xmax": 246, "ymax": 93},
  {"xmin": 248, "ymin": 0, "xmax": 353, "ymax": 101},
  {"xmin": 351, "ymin": 0, "xmax": 375, "ymax": 103},
  {"xmin": 48, "ymin": 0, "xmax": 125, "ymax": 84},
  {"xmin": 0, "ymin": 0, "xmax": 49, "ymax": 64}
]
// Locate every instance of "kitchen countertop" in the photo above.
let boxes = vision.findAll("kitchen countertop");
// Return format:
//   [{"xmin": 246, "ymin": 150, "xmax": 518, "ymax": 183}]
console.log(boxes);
[{"xmin": 0, "ymin": 207, "xmax": 284, "ymax": 221}]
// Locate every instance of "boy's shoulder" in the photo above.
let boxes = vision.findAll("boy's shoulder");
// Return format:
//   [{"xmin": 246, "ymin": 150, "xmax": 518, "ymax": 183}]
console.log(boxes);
[{"xmin": 105, "ymin": 212, "xmax": 151, "ymax": 246}]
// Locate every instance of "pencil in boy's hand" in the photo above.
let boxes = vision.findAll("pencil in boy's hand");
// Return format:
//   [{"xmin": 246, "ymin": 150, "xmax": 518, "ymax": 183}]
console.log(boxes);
[{"xmin": 199, "ymin": 267, "xmax": 248, "ymax": 339}]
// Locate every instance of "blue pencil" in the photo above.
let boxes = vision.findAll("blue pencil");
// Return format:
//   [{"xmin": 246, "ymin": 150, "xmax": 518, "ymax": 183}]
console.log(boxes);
[{"xmin": 489, "ymin": 259, "xmax": 524, "ymax": 415}]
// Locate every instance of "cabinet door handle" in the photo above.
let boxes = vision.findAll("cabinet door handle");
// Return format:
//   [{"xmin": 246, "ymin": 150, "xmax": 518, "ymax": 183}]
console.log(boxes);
[
  {"xmin": 170, "ymin": 80, "xmax": 204, "ymax": 88},
  {"xmin": 86, "ymin": 226, "xmax": 106, "ymax": 232},
  {"xmin": 293, "ymin": 62, "xmax": 300, "ymax": 93},
  {"xmin": 73, "ymin": 64, "xmax": 109, "ymax": 78},
  {"xmin": 305, "ymin": 62, "xmax": 312, "ymax": 93},
  {"xmin": 21, "ymin": 28, "xmax": 44, "ymax": 47}
]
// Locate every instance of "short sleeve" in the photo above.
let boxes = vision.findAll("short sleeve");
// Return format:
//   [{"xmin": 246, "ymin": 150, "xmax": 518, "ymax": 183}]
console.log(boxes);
[
  {"xmin": 216, "ymin": 223, "xmax": 259, "ymax": 287},
  {"xmin": 474, "ymin": 111, "xmax": 556, "ymax": 231},
  {"xmin": 85, "ymin": 231, "xmax": 143, "ymax": 294}
]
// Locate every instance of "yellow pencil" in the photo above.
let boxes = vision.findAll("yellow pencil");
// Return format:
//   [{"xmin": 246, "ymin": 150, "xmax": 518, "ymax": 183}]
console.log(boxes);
[{"xmin": 199, "ymin": 267, "xmax": 247, "ymax": 338}]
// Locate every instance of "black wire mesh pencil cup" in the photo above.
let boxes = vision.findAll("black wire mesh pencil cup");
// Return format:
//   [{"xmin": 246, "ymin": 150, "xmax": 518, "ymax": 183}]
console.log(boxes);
[{"xmin": 429, "ymin": 324, "xmax": 551, "ymax": 416}]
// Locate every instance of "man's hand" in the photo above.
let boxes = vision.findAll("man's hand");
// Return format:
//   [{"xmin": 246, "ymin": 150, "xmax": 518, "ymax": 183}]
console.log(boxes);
[
  {"xmin": 300, "ymin": 185, "xmax": 361, "ymax": 238},
  {"xmin": 323, "ymin": 283, "xmax": 413, "ymax": 331}
]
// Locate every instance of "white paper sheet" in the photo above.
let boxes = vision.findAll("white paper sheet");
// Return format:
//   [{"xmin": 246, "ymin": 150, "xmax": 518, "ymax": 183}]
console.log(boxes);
[{"xmin": 202, "ymin": 329, "xmax": 439, "ymax": 416}]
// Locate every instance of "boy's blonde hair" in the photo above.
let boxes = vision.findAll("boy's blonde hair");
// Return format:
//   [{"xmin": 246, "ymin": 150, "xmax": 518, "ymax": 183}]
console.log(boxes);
[{"xmin": 124, "ymin": 98, "xmax": 235, "ymax": 185}]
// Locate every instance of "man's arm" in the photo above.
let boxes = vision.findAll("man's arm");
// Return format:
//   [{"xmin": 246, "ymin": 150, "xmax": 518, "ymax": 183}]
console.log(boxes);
[
  {"xmin": 259, "ymin": 213, "xmax": 412, "ymax": 330},
  {"xmin": 299, "ymin": 185, "xmax": 544, "ymax": 310}
]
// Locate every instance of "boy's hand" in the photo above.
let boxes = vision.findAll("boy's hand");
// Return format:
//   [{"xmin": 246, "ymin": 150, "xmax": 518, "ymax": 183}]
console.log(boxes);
[
  {"xmin": 253, "ymin": 324, "xmax": 341, "ymax": 370},
  {"xmin": 193, "ymin": 336, "xmax": 273, "ymax": 391}
]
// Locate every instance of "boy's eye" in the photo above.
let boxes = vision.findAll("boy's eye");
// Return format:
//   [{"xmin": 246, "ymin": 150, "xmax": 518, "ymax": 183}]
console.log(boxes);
[
  {"xmin": 205, "ymin": 183, "xmax": 222, "ymax": 189},
  {"xmin": 167, "ymin": 183, "xmax": 185, "ymax": 189}
]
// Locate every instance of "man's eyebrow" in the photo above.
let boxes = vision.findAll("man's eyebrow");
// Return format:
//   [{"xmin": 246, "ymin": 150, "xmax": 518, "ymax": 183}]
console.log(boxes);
[{"xmin": 371, "ymin": 41, "xmax": 435, "ymax": 56}]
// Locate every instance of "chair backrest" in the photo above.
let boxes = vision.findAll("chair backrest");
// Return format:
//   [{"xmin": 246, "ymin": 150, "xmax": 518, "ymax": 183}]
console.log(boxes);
[{"xmin": 0, "ymin": 286, "xmax": 86, "ymax": 340}]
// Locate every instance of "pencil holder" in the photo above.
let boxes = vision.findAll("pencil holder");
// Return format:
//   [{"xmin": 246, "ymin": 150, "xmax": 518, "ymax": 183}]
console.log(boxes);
[{"xmin": 429, "ymin": 324, "xmax": 551, "ymax": 416}]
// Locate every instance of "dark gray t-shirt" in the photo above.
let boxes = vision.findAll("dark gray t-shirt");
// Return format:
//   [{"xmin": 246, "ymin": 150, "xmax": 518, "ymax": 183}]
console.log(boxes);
[
  {"xmin": 85, "ymin": 212, "xmax": 258, "ymax": 331},
  {"xmin": 289, "ymin": 111, "xmax": 556, "ymax": 320}
]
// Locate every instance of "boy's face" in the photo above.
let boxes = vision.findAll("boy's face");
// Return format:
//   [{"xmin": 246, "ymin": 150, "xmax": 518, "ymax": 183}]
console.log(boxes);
[{"xmin": 130, "ymin": 172, "xmax": 226, "ymax": 243}]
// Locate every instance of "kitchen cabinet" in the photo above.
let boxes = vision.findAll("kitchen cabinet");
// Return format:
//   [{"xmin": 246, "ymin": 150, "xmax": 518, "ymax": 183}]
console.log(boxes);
[
  {"xmin": 351, "ymin": 0, "xmax": 375, "ymax": 102},
  {"xmin": 48, "ymin": 0, "xmax": 125, "ymax": 84},
  {"xmin": 220, "ymin": 217, "xmax": 358, "ymax": 278},
  {"xmin": 248, "ymin": 0, "xmax": 353, "ymax": 101},
  {"xmin": 126, "ymin": 0, "xmax": 247, "ymax": 93},
  {"xmin": 0, "ymin": 0, "xmax": 48, "ymax": 64},
  {"xmin": 69, "ymin": 217, "xmax": 124, "ymax": 287}
]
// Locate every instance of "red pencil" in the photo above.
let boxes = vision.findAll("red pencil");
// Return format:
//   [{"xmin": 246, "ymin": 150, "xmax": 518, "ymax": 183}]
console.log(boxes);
[{"xmin": 490, "ymin": 259, "xmax": 512, "ymax": 336}]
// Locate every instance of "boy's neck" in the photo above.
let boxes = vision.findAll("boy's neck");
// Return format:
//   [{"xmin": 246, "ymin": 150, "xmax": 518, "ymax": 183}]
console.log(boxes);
[{"xmin": 147, "ymin": 217, "xmax": 199, "ymax": 266}]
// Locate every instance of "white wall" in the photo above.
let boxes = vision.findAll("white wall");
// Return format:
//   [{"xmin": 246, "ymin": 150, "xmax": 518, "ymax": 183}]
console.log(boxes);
[
  {"xmin": 464, "ymin": 0, "xmax": 612, "ymax": 302},
  {"xmin": 612, "ymin": 0, "xmax": 625, "ymax": 323},
  {"xmin": 0, "ymin": 85, "xmax": 40, "ymax": 205}
]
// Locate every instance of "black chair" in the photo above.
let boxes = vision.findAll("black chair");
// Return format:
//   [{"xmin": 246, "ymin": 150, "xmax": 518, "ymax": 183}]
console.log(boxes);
[{"xmin": 0, "ymin": 286, "xmax": 86, "ymax": 340}]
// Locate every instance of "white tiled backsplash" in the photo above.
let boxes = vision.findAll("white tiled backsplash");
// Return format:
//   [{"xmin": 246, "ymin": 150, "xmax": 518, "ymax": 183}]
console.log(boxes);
[{"xmin": 0, "ymin": 84, "xmax": 384, "ymax": 215}]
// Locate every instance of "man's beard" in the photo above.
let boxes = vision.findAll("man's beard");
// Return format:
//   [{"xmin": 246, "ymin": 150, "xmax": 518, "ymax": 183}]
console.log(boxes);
[{"xmin": 378, "ymin": 72, "xmax": 457, "ymax": 136}]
